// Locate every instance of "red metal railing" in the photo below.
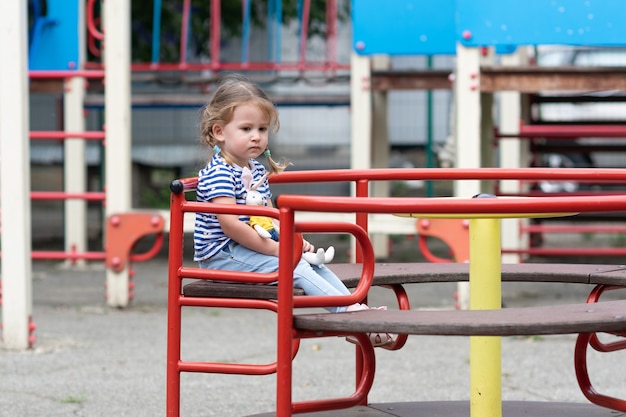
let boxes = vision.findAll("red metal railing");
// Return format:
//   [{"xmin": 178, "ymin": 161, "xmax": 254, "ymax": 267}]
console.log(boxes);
[
  {"xmin": 86, "ymin": 0, "xmax": 348, "ymax": 74},
  {"xmin": 167, "ymin": 168, "xmax": 626, "ymax": 417}
]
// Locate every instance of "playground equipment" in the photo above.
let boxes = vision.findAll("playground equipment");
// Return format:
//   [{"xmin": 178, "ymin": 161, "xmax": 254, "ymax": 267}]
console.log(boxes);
[
  {"xmin": 1, "ymin": 0, "xmax": 357, "ymax": 349},
  {"xmin": 4, "ymin": 0, "xmax": 626, "ymax": 346},
  {"xmin": 351, "ymin": 0, "xmax": 626, "ymax": 263},
  {"xmin": 2, "ymin": 0, "xmax": 138, "ymax": 349},
  {"xmin": 166, "ymin": 167, "xmax": 626, "ymax": 417}
]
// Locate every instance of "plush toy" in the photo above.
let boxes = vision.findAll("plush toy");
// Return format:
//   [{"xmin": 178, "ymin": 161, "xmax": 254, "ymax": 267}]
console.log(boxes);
[{"xmin": 242, "ymin": 167, "xmax": 334, "ymax": 266}]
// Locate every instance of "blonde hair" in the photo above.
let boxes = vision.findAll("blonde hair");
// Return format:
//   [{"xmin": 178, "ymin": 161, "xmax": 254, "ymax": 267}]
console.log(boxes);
[{"xmin": 199, "ymin": 73, "xmax": 289, "ymax": 174}]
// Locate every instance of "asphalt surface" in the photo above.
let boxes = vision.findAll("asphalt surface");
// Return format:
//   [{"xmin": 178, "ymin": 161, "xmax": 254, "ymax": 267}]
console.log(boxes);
[{"xmin": 2, "ymin": 257, "xmax": 626, "ymax": 417}]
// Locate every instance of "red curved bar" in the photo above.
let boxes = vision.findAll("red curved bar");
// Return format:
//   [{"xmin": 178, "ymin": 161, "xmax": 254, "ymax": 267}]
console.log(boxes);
[
  {"xmin": 292, "ymin": 332, "xmax": 376, "ymax": 414},
  {"xmin": 129, "ymin": 233, "xmax": 164, "ymax": 263},
  {"xmin": 86, "ymin": 0, "xmax": 104, "ymax": 41},
  {"xmin": 586, "ymin": 285, "xmax": 626, "ymax": 351},
  {"xmin": 575, "ymin": 333, "xmax": 626, "ymax": 412},
  {"xmin": 379, "ymin": 283, "xmax": 410, "ymax": 351},
  {"xmin": 574, "ymin": 284, "xmax": 626, "ymax": 411}
]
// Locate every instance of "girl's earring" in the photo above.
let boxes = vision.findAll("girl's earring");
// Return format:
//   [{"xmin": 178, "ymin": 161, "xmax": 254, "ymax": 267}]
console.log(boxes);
[{"xmin": 213, "ymin": 145, "xmax": 221, "ymax": 154}]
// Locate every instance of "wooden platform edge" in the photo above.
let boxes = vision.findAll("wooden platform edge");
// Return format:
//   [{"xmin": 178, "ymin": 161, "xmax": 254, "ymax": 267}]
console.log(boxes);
[
  {"xmin": 247, "ymin": 401, "xmax": 620, "ymax": 417},
  {"xmin": 293, "ymin": 300, "xmax": 626, "ymax": 337}
]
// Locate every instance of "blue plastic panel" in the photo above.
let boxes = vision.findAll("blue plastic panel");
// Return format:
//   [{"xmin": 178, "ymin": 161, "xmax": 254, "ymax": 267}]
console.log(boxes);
[
  {"xmin": 352, "ymin": 0, "xmax": 457, "ymax": 55},
  {"xmin": 29, "ymin": 0, "xmax": 80, "ymax": 70},
  {"xmin": 457, "ymin": 0, "xmax": 626, "ymax": 47}
]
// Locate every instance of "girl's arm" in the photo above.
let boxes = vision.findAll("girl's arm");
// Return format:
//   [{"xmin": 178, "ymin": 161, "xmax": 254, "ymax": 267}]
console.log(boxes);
[{"xmin": 213, "ymin": 196, "xmax": 279, "ymax": 257}]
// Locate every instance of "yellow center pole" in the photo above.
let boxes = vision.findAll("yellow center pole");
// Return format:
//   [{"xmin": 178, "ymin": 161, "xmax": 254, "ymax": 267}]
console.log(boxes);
[{"xmin": 469, "ymin": 218, "xmax": 502, "ymax": 417}]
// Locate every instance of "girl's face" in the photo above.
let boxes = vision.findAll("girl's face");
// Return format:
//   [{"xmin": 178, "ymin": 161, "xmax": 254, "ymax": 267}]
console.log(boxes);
[{"xmin": 213, "ymin": 103, "xmax": 270, "ymax": 168}]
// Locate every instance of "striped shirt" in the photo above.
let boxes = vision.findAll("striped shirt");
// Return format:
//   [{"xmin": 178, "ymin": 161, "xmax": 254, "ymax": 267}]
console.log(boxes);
[{"xmin": 193, "ymin": 154, "xmax": 271, "ymax": 261}]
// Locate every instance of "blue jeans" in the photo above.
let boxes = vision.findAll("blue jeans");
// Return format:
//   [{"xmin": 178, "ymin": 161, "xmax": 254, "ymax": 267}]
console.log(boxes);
[{"xmin": 198, "ymin": 242, "xmax": 350, "ymax": 313}]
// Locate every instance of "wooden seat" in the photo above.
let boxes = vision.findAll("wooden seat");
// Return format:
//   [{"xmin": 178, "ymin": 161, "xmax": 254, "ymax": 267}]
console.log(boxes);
[
  {"xmin": 183, "ymin": 281, "xmax": 305, "ymax": 299},
  {"xmin": 181, "ymin": 262, "xmax": 626, "ymax": 300},
  {"xmin": 293, "ymin": 299, "xmax": 626, "ymax": 337}
]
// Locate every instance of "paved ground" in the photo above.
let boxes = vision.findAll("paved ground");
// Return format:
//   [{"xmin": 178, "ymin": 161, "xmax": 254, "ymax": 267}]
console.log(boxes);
[{"xmin": 2, "ymin": 255, "xmax": 626, "ymax": 417}]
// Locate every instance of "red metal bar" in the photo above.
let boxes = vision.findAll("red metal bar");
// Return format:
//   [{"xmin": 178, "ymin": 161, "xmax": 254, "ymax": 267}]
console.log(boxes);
[
  {"xmin": 30, "ymin": 191, "xmax": 106, "ymax": 202},
  {"xmin": 128, "ymin": 61, "xmax": 349, "ymax": 73},
  {"xmin": 496, "ymin": 121, "xmax": 626, "ymax": 138},
  {"xmin": 269, "ymin": 167, "xmax": 626, "ymax": 184},
  {"xmin": 210, "ymin": 0, "xmax": 221, "ymax": 71},
  {"xmin": 585, "ymin": 285, "xmax": 626, "ymax": 351},
  {"xmin": 578, "ymin": 283, "xmax": 626, "ymax": 415},
  {"xmin": 179, "ymin": 0, "xmax": 191, "ymax": 67},
  {"xmin": 276, "ymin": 206, "xmax": 296, "ymax": 417},
  {"xmin": 354, "ymin": 179, "xmax": 369, "ymax": 263},
  {"xmin": 418, "ymin": 235, "xmax": 454, "ymax": 263},
  {"xmin": 29, "ymin": 70, "xmax": 105, "ymax": 79},
  {"xmin": 129, "ymin": 233, "xmax": 164, "ymax": 263},
  {"xmin": 503, "ymin": 247, "xmax": 626, "ymax": 256},
  {"xmin": 87, "ymin": 16, "xmax": 102, "ymax": 58},
  {"xmin": 291, "ymin": 332, "xmax": 376, "ymax": 414},
  {"xmin": 29, "ymin": 131, "xmax": 105, "ymax": 140},
  {"xmin": 86, "ymin": 0, "xmax": 104, "ymax": 41},
  {"xmin": 298, "ymin": 0, "xmax": 311, "ymax": 71},
  {"xmin": 523, "ymin": 225, "xmax": 626, "ymax": 234},
  {"xmin": 504, "ymin": 189, "xmax": 626, "ymax": 197},
  {"xmin": 29, "ymin": 251, "xmax": 105, "ymax": 261},
  {"xmin": 276, "ymin": 193, "xmax": 626, "ymax": 216},
  {"xmin": 378, "ymin": 283, "xmax": 410, "ymax": 350},
  {"xmin": 166, "ymin": 187, "xmax": 186, "ymax": 417},
  {"xmin": 325, "ymin": 0, "xmax": 338, "ymax": 69}
]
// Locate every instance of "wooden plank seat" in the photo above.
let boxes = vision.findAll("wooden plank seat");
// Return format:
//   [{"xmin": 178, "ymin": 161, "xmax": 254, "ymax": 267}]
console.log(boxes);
[
  {"xmin": 183, "ymin": 281, "xmax": 304, "ymax": 299},
  {"xmin": 292, "ymin": 299, "xmax": 626, "ymax": 337},
  {"xmin": 181, "ymin": 262, "xmax": 626, "ymax": 300}
]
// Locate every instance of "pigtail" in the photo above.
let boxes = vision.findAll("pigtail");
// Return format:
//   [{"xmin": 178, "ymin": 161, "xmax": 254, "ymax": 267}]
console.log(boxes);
[{"xmin": 264, "ymin": 149, "xmax": 291, "ymax": 174}]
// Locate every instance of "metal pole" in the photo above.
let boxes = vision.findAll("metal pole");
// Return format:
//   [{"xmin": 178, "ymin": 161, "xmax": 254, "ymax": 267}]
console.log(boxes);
[{"xmin": 469, "ymin": 218, "xmax": 502, "ymax": 417}]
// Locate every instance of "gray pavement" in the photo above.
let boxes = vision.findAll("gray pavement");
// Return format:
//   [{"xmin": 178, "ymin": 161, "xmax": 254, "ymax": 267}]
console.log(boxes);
[{"xmin": 2, "ymin": 258, "xmax": 626, "ymax": 417}]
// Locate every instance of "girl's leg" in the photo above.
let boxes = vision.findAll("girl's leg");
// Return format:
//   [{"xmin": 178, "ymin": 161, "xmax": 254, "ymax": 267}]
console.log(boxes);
[
  {"xmin": 294, "ymin": 259, "xmax": 351, "ymax": 313},
  {"xmin": 199, "ymin": 243, "xmax": 350, "ymax": 312},
  {"xmin": 199, "ymin": 242, "xmax": 279, "ymax": 275},
  {"xmin": 309, "ymin": 264, "xmax": 352, "ymax": 295}
]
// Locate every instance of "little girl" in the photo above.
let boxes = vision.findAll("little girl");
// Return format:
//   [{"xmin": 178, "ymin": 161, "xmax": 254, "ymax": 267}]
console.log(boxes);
[{"xmin": 194, "ymin": 73, "xmax": 392, "ymax": 347}]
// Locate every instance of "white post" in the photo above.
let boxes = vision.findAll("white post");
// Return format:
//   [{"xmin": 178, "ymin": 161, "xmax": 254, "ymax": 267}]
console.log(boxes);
[
  {"xmin": 349, "ymin": 52, "xmax": 372, "ymax": 262},
  {"xmin": 104, "ymin": 0, "xmax": 132, "ymax": 307},
  {"xmin": 454, "ymin": 44, "xmax": 482, "ymax": 198},
  {"xmin": 350, "ymin": 52, "xmax": 372, "ymax": 171},
  {"xmin": 454, "ymin": 44, "xmax": 482, "ymax": 310},
  {"xmin": 0, "ymin": 1, "xmax": 33, "ymax": 349},
  {"xmin": 64, "ymin": 1, "xmax": 87, "ymax": 267},
  {"xmin": 371, "ymin": 55, "xmax": 390, "ymax": 259},
  {"xmin": 499, "ymin": 50, "xmax": 529, "ymax": 264}
]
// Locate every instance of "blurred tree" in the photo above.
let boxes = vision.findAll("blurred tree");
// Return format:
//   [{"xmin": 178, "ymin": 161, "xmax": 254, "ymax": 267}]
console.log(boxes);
[{"xmin": 130, "ymin": 0, "xmax": 350, "ymax": 63}]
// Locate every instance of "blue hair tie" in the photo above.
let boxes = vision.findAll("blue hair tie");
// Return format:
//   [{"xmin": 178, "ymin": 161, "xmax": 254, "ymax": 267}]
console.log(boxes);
[
  {"xmin": 213, "ymin": 145, "xmax": 221, "ymax": 154},
  {"xmin": 264, "ymin": 149, "xmax": 271, "ymax": 158}
]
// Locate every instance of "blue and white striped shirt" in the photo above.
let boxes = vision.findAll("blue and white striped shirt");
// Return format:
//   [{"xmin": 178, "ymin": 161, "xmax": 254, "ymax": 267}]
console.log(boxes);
[{"xmin": 193, "ymin": 154, "xmax": 271, "ymax": 261}]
